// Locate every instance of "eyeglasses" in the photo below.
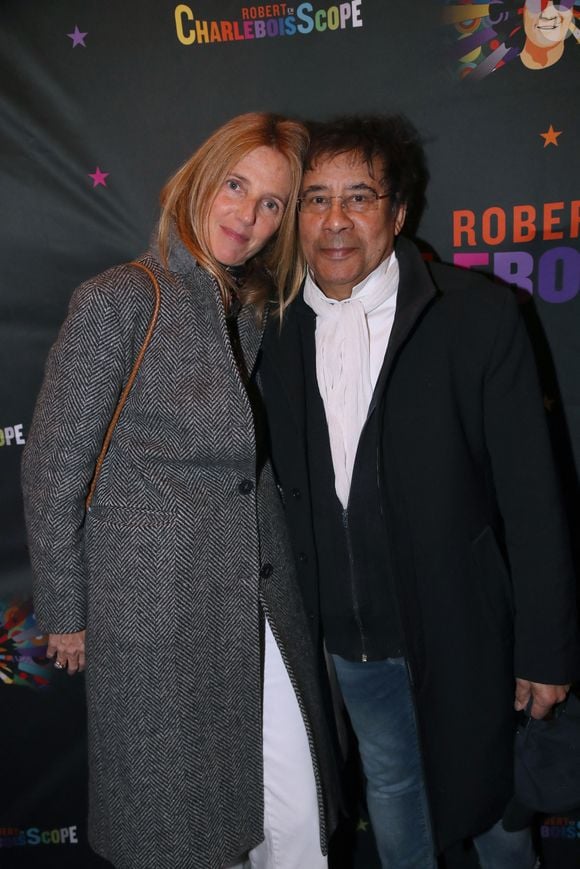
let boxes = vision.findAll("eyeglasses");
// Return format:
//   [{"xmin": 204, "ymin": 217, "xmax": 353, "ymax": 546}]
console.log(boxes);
[{"xmin": 297, "ymin": 190, "xmax": 390, "ymax": 214}]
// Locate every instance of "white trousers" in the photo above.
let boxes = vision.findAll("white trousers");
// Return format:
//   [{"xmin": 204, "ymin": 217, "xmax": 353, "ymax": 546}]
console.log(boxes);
[{"xmin": 227, "ymin": 620, "xmax": 326, "ymax": 869}]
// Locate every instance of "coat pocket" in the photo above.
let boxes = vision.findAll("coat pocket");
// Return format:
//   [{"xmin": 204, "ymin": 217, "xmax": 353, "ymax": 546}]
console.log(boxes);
[
  {"xmin": 471, "ymin": 525, "xmax": 514, "ymax": 641},
  {"xmin": 85, "ymin": 505, "xmax": 177, "ymax": 650}
]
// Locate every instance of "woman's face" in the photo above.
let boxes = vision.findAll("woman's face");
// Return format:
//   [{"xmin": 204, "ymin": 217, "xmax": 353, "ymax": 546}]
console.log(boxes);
[
  {"xmin": 207, "ymin": 145, "xmax": 293, "ymax": 266},
  {"xmin": 523, "ymin": 1, "xmax": 574, "ymax": 47}
]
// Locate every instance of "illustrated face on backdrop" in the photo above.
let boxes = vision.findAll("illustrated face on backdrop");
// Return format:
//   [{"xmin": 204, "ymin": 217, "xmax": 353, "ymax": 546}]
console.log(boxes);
[
  {"xmin": 207, "ymin": 145, "xmax": 292, "ymax": 266},
  {"xmin": 298, "ymin": 151, "xmax": 406, "ymax": 301},
  {"xmin": 523, "ymin": 0, "xmax": 574, "ymax": 47}
]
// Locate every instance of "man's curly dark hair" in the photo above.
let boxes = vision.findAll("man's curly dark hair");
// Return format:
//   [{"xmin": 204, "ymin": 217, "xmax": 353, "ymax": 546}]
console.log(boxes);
[{"xmin": 304, "ymin": 114, "xmax": 429, "ymax": 236}]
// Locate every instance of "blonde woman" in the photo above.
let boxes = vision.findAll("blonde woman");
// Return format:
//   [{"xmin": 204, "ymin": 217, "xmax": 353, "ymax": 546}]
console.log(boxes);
[{"xmin": 22, "ymin": 113, "xmax": 338, "ymax": 869}]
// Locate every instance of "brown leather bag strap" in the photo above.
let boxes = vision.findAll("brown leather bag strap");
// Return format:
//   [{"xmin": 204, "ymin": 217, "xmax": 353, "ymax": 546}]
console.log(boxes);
[{"xmin": 85, "ymin": 260, "xmax": 161, "ymax": 511}]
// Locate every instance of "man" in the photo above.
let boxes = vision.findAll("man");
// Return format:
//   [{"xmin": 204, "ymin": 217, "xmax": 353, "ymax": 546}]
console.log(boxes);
[{"xmin": 260, "ymin": 115, "xmax": 579, "ymax": 868}]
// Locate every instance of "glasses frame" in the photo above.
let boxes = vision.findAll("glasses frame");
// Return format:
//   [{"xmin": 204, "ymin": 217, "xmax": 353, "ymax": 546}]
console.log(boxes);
[{"xmin": 297, "ymin": 191, "xmax": 390, "ymax": 214}]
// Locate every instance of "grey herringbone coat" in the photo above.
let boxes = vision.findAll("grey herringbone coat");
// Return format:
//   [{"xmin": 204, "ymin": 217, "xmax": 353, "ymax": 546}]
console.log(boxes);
[{"xmin": 22, "ymin": 238, "xmax": 339, "ymax": 869}]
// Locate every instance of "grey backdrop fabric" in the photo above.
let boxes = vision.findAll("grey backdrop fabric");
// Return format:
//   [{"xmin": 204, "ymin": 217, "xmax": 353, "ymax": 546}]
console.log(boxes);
[{"xmin": 1, "ymin": 1, "xmax": 579, "ymax": 867}]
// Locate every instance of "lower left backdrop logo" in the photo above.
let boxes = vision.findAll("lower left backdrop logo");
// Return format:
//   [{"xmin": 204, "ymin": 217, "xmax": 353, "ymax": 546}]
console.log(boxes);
[{"xmin": 0, "ymin": 597, "xmax": 51, "ymax": 688}]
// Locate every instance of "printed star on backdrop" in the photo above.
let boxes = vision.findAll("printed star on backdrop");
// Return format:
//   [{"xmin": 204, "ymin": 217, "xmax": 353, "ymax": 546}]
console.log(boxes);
[
  {"xmin": 540, "ymin": 125, "xmax": 562, "ymax": 148},
  {"xmin": 356, "ymin": 818, "xmax": 369, "ymax": 832},
  {"xmin": 543, "ymin": 395, "xmax": 556, "ymax": 413},
  {"xmin": 88, "ymin": 167, "xmax": 109, "ymax": 188},
  {"xmin": 67, "ymin": 26, "xmax": 88, "ymax": 48}
]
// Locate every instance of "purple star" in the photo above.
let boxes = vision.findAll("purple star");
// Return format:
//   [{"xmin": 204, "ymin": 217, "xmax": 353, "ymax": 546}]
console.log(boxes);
[
  {"xmin": 88, "ymin": 167, "xmax": 109, "ymax": 188},
  {"xmin": 67, "ymin": 26, "xmax": 88, "ymax": 48}
]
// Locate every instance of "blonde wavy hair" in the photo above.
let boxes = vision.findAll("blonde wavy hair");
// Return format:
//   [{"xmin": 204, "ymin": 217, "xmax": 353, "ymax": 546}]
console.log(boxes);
[{"xmin": 158, "ymin": 112, "xmax": 308, "ymax": 313}]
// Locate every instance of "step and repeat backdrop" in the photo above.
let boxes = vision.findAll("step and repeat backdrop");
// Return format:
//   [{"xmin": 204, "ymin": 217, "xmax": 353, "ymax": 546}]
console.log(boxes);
[{"xmin": 1, "ymin": 2, "xmax": 579, "ymax": 867}]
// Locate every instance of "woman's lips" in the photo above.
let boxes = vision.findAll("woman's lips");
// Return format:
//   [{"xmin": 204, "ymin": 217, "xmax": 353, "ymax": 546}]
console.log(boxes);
[{"xmin": 221, "ymin": 225, "xmax": 248, "ymax": 244}]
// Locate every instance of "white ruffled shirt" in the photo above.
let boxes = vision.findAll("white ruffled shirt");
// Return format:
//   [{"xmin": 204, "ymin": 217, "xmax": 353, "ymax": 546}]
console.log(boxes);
[{"xmin": 303, "ymin": 253, "xmax": 399, "ymax": 509}]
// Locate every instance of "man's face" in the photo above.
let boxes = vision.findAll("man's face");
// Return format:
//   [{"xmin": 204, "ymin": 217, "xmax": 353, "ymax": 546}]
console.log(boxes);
[
  {"xmin": 523, "ymin": 1, "xmax": 573, "ymax": 47},
  {"xmin": 298, "ymin": 151, "xmax": 406, "ymax": 301}
]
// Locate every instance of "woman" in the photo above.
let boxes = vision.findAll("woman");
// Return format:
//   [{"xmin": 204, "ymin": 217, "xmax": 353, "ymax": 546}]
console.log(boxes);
[{"xmin": 22, "ymin": 113, "xmax": 338, "ymax": 869}]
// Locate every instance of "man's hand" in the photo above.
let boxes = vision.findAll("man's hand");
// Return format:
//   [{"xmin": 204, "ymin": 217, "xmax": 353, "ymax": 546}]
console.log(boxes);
[
  {"xmin": 514, "ymin": 678, "xmax": 569, "ymax": 719},
  {"xmin": 47, "ymin": 631, "xmax": 86, "ymax": 675}
]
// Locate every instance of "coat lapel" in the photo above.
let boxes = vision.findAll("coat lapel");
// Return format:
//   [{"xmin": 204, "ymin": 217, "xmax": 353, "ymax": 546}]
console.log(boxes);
[
  {"xmin": 295, "ymin": 296, "xmax": 332, "ymax": 450},
  {"xmin": 261, "ymin": 297, "xmax": 310, "ymax": 437},
  {"xmin": 367, "ymin": 237, "xmax": 437, "ymax": 417},
  {"xmin": 237, "ymin": 303, "xmax": 265, "ymax": 380}
]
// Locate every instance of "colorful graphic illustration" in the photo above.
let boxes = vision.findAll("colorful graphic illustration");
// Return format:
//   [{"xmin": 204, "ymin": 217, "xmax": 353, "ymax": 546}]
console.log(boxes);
[
  {"xmin": 0, "ymin": 597, "xmax": 51, "ymax": 688},
  {"xmin": 443, "ymin": 1, "xmax": 580, "ymax": 79}
]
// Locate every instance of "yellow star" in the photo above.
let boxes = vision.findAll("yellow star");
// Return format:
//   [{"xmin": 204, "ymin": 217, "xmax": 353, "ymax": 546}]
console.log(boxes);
[
  {"xmin": 540, "ymin": 125, "xmax": 562, "ymax": 147},
  {"xmin": 356, "ymin": 818, "xmax": 369, "ymax": 832}
]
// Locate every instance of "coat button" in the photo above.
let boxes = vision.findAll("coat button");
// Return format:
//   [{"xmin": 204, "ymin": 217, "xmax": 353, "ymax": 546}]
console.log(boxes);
[
  {"xmin": 291, "ymin": 488, "xmax": 301, "ymax": 499},
  {"xmin": 260, "ymin": 563, "xmax": 273, "ymax": 579},
  {"xmin": 298, "ymin": 552, "xmax": 308, "ymax": 564},
  {"xmin": 238, "ymin": 479, "xmax": 254, "ymax": 495}
]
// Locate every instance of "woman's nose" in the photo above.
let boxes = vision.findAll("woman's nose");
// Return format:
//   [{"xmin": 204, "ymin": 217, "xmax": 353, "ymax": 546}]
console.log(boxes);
[{"xmin": 238, "ymin": 199, "xmax": 258, "ymax": 225}]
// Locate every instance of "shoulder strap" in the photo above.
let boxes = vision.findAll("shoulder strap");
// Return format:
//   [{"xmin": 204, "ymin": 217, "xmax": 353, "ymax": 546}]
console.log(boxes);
[{"xmin": 85, "ymin": 260, "xmax": 161, "ymax": 510}]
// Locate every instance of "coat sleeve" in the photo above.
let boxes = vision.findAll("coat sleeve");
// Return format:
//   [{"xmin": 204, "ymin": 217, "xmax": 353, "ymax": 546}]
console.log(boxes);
[
  {"xmin": 22, "ymin": 278, "xmax": 130, "ymax": 634},
  {"xmin": 483, "ymin": 291, "xmax": 579, "ymax": 684}
]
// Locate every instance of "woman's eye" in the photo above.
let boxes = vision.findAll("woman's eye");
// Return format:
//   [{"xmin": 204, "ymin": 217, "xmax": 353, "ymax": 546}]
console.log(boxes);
[
  {"xmin": 226, "ymin": 179, "xmax": 241, "ymax": 192},
  {"xmin": 263, "ymin": 199, "xmax": 279, "ymax": 213}
]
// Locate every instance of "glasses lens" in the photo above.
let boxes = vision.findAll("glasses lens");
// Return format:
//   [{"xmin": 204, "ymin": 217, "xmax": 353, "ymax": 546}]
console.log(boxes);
[
  {"xmin": 301, "ymin": 194, "xmax": 328, "ymax": 212},
  {"xmin": 299, "ymin": 192, "xmax": 384, "ymax": 213},
  {"xmin": 346, "ymin": 193, "xmax": 377, "ymax": 212}
]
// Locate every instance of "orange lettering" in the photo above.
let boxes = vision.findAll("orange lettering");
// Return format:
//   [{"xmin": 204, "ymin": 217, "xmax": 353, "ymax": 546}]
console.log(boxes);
[
  {"xmin": 453, "ymin": 210, "xmax": 476, "ymax": 247},
  {"xmin": 513, "ymin": 205, "xmax": 536, "ymax": 244},
  {"xmin": 543, "ymin": 202, "xmax": 564, "ymax": 241},
  {"xmin": 482, "ymin": 207, "xmax": 506, "ymax": 246},
  {"xmin": 569, "ymin": 200, "xmax": 580, "ymax": 239}
]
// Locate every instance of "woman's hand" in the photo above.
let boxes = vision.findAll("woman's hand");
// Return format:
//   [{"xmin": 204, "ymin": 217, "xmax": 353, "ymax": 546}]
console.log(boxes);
[{"xmin": 47, "ymin": 631, "xmax": 86, "ymax": 674}]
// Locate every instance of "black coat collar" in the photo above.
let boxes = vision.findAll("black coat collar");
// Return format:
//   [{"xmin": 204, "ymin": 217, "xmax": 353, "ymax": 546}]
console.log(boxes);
[{"xmin": 368, "ymin": 236, "xmax": 437, "ymax": 416}]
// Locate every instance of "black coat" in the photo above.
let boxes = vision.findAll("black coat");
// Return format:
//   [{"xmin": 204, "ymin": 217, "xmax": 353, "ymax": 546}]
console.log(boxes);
[{"xmin": 259, "ymin": 236, "xmax": 579, "ymax": 850}]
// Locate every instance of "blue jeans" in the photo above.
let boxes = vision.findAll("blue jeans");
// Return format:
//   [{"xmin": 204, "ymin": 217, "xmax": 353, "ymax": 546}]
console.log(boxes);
[
  {"xmin": 332, "ymin": 655, "xmax": 436, "ymax": 868},
  {"xmin": 332, "ymin": 655, "xmax": 537, "ymax": 869}
]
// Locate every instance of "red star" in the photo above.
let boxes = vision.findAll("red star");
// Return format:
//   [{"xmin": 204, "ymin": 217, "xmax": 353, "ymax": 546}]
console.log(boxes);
[
  {"xmin": 88, "ymin": 167, "xmax": 110, "ymax": 188},
  {"xmin": 540, "ymin": 125, "xmax": 562, "ymax": 148}
]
